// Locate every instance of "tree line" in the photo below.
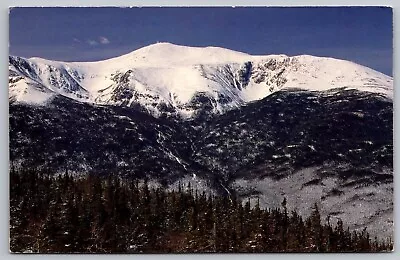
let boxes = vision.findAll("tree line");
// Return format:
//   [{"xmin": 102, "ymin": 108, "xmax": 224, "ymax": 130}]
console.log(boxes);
[{"xmin": 9, "ymin": 167, "xmax": 393, "ymax": 253}]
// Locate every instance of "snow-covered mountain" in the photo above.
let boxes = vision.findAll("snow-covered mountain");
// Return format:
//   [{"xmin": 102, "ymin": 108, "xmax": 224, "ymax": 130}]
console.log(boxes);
[
  {"xmin": 9, "ymin": 42, "xmax": 393, "ymax": 117},
  {"xmin": 8, "ymin": 42, "xmax": 394, "ymax": 239}
]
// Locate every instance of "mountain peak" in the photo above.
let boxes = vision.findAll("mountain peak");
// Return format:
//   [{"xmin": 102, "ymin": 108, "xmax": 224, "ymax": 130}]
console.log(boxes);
[{"xmin": 112, "ymin": 42, "xmax": 252, "ymax": 67}]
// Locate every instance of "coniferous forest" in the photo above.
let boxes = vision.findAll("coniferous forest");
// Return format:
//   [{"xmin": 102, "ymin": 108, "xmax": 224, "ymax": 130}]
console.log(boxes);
[{"xmin": 9, "ymin": 167, "xmax": 393, "ymax": 253}]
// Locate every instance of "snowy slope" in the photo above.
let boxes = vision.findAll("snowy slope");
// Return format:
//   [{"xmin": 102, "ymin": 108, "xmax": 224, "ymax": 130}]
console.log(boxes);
[
  {"xmin": 231, "ymin": 167, "xmax": 393, "ymax": 239},
  {"xmin": 8, "ymin": 42, "xmax": 393, "ymax": 116}
]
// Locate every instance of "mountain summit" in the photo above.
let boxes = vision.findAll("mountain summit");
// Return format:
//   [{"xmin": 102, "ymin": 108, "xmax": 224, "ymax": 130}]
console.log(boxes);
[{"xmin": 9, "ymin": 43, "xmax": 393, "ymax": 118}]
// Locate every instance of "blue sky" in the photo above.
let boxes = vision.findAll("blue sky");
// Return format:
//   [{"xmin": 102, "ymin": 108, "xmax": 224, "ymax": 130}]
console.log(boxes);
[{"xmin": 9, "ymin": 7, "xmax": 393, "ymax": 75}]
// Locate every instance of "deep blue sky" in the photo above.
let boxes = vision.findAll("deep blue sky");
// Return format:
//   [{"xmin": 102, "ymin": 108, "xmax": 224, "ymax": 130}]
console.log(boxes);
[{"xmin": 9, "ymin": 7, "xmax": 393, "ymax": 75}]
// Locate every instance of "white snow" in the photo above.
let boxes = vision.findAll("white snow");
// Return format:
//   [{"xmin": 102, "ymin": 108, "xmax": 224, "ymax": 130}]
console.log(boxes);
[
  {"xmin": 9, "ymin": 43, "xmax": 393, "ymax": 114},
  {"xmin": 8, "ymin": 76, "xmax": 54, "ymax": 105},
  {"xmin": 281, "ymin": 55, "xmax": 393, "ymax": 98}
]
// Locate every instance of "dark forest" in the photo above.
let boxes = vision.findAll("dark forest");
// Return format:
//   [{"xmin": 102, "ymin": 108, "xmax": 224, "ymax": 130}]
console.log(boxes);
[{"xmin": 9, "ymin": 167, "xmax": 393, "ymax": 253}]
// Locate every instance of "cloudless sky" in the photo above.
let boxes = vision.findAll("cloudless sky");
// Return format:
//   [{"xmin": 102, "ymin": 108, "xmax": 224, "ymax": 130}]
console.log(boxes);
[{"xmin": 9, "ymin": 7, "xmax": 393, "ymax": 75}]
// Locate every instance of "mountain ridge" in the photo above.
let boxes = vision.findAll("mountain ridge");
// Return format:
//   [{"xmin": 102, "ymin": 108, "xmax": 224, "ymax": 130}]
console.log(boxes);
[{"xmin": 9, "ymin": 43, "xmax": 393, "ymax": 118}]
